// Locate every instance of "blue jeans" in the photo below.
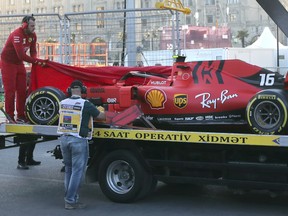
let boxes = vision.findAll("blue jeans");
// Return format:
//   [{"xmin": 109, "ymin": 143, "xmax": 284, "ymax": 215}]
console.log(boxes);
[{"xmin": 59, "ymin": 135, "xmax": 89, "ymax": 204}]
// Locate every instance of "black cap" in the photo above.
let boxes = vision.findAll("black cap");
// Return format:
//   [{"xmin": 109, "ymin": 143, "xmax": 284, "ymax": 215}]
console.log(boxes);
[{"xmin": 70, "ymin": 80, "xmax": 83, "ymax": 89}]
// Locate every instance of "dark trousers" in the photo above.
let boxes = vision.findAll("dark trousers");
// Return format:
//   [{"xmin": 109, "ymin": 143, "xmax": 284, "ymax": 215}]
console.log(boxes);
[{"xmin": 18, "ymin": 143, "xmax": 36, "ymax": 164}]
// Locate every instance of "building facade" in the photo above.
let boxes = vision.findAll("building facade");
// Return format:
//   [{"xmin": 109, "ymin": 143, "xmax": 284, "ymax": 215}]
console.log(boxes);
[{"xmin": 0, "ymin": 0, "xmax": 285, "ymax": 47}]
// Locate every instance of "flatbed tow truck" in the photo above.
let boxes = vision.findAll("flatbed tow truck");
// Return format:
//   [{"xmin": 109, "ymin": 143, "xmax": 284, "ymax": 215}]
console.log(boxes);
[
  {"xmin": 1, "ymin": 0, "xmax": 288, "ymax": 204},
  {"xmin": 1, "ymin": 117, "xmax": 288, "ymax": 203}
]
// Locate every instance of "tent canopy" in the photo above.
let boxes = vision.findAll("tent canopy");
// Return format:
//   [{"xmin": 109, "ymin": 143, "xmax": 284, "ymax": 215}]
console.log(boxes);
[{"xmin": 246, "ymin": 27, "xmax": 286, "ymax": 48}]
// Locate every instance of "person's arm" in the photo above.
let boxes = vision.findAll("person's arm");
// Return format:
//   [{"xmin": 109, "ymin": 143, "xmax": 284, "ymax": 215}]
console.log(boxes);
[
  {"xmin": 96, "ymin": 111, "xmax": 106, "ymax": 121},
  {"xmin": 85, "ymin": 101, "xmax": 106, "ymax": 121}
]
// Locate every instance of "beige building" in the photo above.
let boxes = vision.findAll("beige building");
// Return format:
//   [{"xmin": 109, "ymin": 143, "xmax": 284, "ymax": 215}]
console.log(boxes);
[{"xmin": 0, "ymin": 0, "xmax": 284, "ymax": 46}]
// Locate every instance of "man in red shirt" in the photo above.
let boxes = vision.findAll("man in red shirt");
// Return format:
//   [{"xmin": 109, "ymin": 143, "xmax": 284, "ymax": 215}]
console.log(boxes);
[
  {"xmin": 1, "ymin": 15, "xmax": 46, "ymax": 169},
  {"xmin": 1, "ymin": 15, "xmax": 46, "ymax": 123}
]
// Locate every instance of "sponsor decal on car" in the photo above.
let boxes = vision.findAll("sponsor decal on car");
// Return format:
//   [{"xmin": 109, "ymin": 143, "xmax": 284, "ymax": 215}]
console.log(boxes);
[
  {"xmin": 107, "ymin": 98, "xmax": 117, "ymax": 103},
  {"xmin": 145, "ymin": 88, "xmax": 167, "ymax": 109},
  {"xmin": 195, "ymin": 89, "xmax": 238, "ymax": 109},
  {"xmin": 215, "ymin": 115, "xmax": 228, "ymax": 119},
  {"xmin": 150, "ymin": 81, "xmax": 167, "ymax": 85},
  {"xmin": 174, "ymin": 117, "xmax": 185, "ymax": 121},
  {"xmin": 229, "ymin": 114, "xmax": 242, "ymax": 119},
  {"xmin": 157, "ymin": 117, "xmax": 172, "ymax": 121},
  {"xmin": 196, "ymin": 116, "xmax": 204, "ymax": 121},
  {"xmin": 181, "ymin": 73, "xmax": 190, "ymax": 80},
  {"xmin": 205, "ymin": 115, "xmax": 214, "ymax": 120},
  {"xmin": 174, "ymin": 94, "xmax": 188, "ymax": 109},
  {"xmin": 90, "ymin": 88, "xmax": 105, "ymax": 93},
  {"xmin": 257, "ymin": 95, "xmax": 277, "ymax": 100}
]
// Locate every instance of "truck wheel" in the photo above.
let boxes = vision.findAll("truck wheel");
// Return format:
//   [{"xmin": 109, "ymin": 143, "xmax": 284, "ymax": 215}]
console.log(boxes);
[
  {"xmin": 246, "ymin": 91, "xmax": 288, "ymax": 134},
  {"xmin": 98, "ymin": 150, "xmax": 152, "ymax": 203},
  {"xmin": 25, "ymin": 87, "xmax": 66, "ymax": 125}
]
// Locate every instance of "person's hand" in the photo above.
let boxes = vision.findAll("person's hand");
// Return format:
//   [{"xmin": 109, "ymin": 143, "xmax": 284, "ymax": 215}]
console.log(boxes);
[
  {"xmin": 97, "ymin": 106, "xmax": 105, "ymax": 112},
  {"xmin": 34, "ymin": 58, "xmax": 48, "ymax": 67}
]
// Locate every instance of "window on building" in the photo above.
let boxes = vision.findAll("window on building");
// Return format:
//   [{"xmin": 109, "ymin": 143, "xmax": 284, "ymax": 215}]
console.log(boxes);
[
  {"xmin": 142, "ymin": 19, "xmax": 147, "ymax": 27},
  {"xmin": 116, "ymin": 1, "xmax": 125, "ymax": 9},
  {"xmin": 39, "ymin": 25, "xmax": 44, "ymax": 33},
  {"xmin": 39, "ymin": 0, "xmax": 44, "ymax": 2},
  {"xmin": 9, "ymin": 0, "xmax": 14, "ymax": 5},
  {"xmin": 143, "ymin": 0, "xmax": 149, "ymax": 8},
  {"xmin": 76, "ymin": 23, "xmax": 82, "ymax": 31},
  {"xmin": 228, "ymin": 13, "xmax": 237, "ymax": 22},
  {"xmin": 59, "ymin": 6, "xmax": 63, "ymax": 15},
  {"xmin": 228, "ymin": 0, "xmax": 239, "ymax": 4},
  {"xmin": 25, "ymin": 0, "xmax": 30, "ymax": 3},
  {"xmin": 205, "ymin": 0, "xmax": 215, "ymax": 5},
  {"xmin": 96, "ymin": 7, "xmax": 104, "ymax": 28},
  {"xmin": 116, "ymin": 2, "xmax": 121, "ymax": 9},
  {"xmin": 78, "ymin": 5, "xmax": 82, "ymax": 12},
  {"xmin": 206, "ymin": 15, "xmax": 214, "ymax": 23},
  {"xmin": 119, "ymin": 20, "xmax": 124, "ymax": 28}
]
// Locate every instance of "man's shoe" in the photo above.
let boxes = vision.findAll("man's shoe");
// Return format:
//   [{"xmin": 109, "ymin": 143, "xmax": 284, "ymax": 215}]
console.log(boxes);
[
  {"xmin": 27, "ymin": 160, "xmax": 41, "ymax": 166},
  {"xmin": 60, "ymin": 166, "xmax": 65, "ymax": 172},
  {"xmin": 15, "ymin": 117, "xmax": 30, "ymax": 124},
  {"xmin": 65, "ymin": 202, "xmax": 86, "ymax": 210},
  {"xmin": 17, "ymin": 163, "xmax": 29, "ymax": 170}
]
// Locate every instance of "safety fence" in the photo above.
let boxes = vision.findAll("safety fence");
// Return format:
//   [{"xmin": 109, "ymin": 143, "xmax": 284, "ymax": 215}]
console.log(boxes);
[
  {"xmin": 0, "ymin": 9, "xmax": 177, "ymax": 67},
  {"xmin": 62, "ymin": 8, "xmax": 176, "ymax": 66}
]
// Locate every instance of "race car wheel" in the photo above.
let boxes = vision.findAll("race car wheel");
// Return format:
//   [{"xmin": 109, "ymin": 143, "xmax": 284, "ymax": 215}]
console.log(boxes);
[
  {"xmin": 246, "ymin": 91, "xmax": 288, "ymax": 134},
  {"xmin": 98, "ymin": 150, "xmax": 152, "ymax": 203},
  {"xmin": 25, "ymin": 87, "xmax": 66, "ymax": 125}
]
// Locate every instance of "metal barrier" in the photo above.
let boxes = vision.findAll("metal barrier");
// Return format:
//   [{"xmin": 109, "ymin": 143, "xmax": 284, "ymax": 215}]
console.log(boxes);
[
  {"xmin": 0, "ymin": 9, "xmax": 176, "ymax": 67},
  {"xmin": 63, "ymin": 8, "xmax": 175, "ymax": 66},
  {"xmin": 0, "ymin": 13, "xmax": 63, "ymax": 65}
]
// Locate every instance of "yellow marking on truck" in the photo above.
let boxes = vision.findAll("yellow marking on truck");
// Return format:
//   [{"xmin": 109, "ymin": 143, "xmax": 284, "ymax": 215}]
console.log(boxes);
[
  {"xmin": 4, "ymin": 124, "xmax": 58, "ymax": 136},
  {"xmin": 93, "ymin": 128, "xmax": 281, "ymax": 147},
  {"xmin": 1, "ymin": 124, "xmax": 285, "ymax": 147},
  {"xmin": 6, "ymin": 124, "xmax": 35, "ymax": 133}
]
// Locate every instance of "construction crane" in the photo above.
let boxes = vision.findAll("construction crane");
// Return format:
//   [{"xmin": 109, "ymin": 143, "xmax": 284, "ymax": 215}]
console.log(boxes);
[{"xmin": 155, "ymin": 0, "xmax": 191, "ymax": 15}]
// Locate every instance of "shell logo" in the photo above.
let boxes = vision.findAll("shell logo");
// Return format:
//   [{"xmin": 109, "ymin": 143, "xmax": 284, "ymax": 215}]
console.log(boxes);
[{"xmin": 145, "ymin": 89, "xmax": 167, "ymax": 109}]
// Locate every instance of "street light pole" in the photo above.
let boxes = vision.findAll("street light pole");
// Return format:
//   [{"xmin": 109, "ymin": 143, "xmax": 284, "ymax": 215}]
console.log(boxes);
[
  {"xmin": 120, "ymin": 0, "xmax": 127, "ymax": 66},
  {"xmin": 126, "ymin": 0, "xmax": 136, "ymax": 66}
]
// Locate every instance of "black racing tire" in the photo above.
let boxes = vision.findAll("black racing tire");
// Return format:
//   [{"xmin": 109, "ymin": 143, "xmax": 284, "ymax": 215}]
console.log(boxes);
[
  {"xmin": 98, "ymin": 150, "xmax": 152, "ymax": 203},
  {"xmin": 25, "ymin": 87, "xmax": 66, "ymax": 125},
  {"xmin": 246, "ymin": 91, "xmax": 288, "ymax": 134}
]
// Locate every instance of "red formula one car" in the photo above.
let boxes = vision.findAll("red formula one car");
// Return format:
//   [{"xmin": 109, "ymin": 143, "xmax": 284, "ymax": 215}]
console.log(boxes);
[{"xmin": 25, "ymin": 58, "xmax": 288, "ymax": 134}]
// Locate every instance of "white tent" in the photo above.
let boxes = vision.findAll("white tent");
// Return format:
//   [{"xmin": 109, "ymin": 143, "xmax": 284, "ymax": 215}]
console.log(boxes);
[{"xmin": 246, "ymin": 27, "xmax": 286, "ymax": 48}]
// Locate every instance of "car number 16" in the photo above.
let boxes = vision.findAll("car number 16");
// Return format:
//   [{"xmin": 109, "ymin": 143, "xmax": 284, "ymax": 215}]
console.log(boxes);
[{"xmin": 259, "ymin": 73, "xmax": 275, "ymax": 86}]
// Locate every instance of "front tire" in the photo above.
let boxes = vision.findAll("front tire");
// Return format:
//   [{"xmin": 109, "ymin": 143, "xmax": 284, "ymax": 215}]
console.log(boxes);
[
  {"xmin": 246, "ymin": 90, "xmax": 288, "ymax": 134},
  {"xmin": 25, "ymin": 87, "xmax": 66, "ymax": 125}
]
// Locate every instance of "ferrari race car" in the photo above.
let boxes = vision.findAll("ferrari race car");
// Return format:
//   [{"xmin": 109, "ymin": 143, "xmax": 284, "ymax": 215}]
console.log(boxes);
[{"xmin": 25, "ymin": 58, "xmax": 288, "ymax": 134}]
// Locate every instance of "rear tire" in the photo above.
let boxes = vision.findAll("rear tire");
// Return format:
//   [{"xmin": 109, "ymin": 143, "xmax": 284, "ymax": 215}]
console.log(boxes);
[
  {"xmin": 246, "ymin": 91, "xmax": 288, "ymax": 134},
  {"xmin": 98, "ymin": 150, "xmax": 152, "ymax": 203}
]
